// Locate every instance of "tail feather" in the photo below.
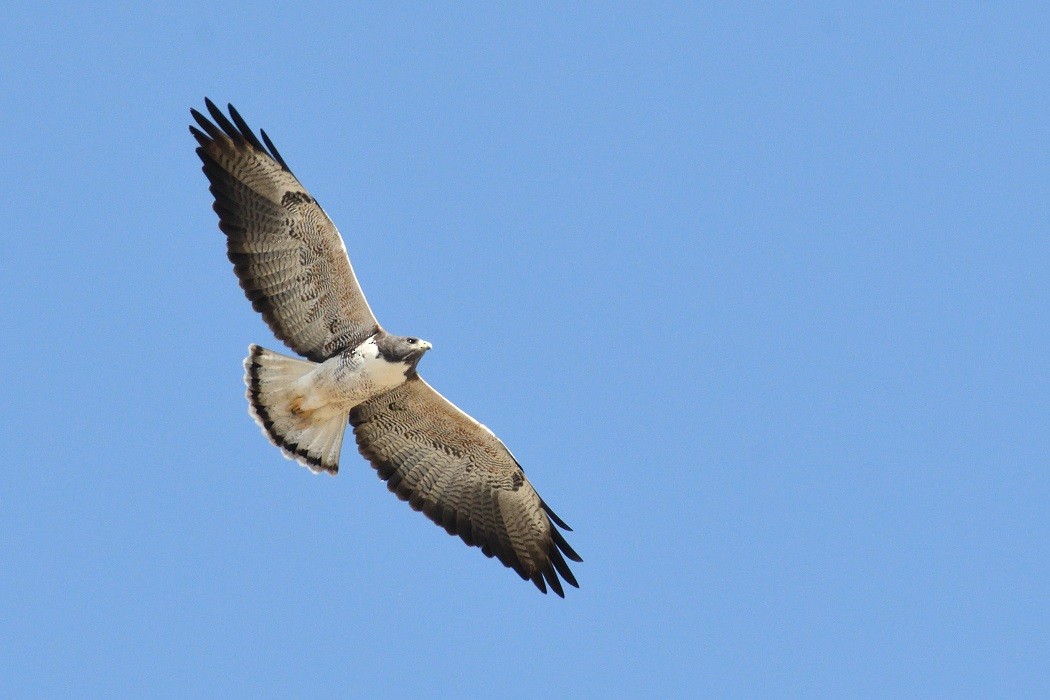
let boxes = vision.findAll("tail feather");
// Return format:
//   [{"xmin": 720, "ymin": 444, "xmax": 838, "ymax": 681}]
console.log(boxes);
[{"xmin": 243, "ymin": 344, "xmax": 347, "ymax": 474}]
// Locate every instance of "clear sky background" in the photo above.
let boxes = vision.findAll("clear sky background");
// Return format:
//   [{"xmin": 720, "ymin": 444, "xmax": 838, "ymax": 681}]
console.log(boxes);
[{"xmin": 1, "ymin": 2, "xmax": 1046, "ymax": 697}]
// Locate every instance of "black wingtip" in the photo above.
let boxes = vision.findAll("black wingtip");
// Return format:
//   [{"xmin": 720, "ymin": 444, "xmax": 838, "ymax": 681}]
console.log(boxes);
[
  {"xmin": 206, "ymin": 99, "xmax": 239, "ymax": 140},
  {"xmin": 227, "ymin": 103, "xmax": 269, "ymax": 153},
  {"xmin": 548, "ymin": 542, "xmax": 580, "ymax": 589},
  {"xmin": 541, "ymin": 563, "xmax": 565, "ymax": 598},
  {"xmin": 188, "ymin": 125, "xmax": 209, "ymax": 148},
  {"xmin": 542, "ymin": 500, "xmax": 573, "ymax": 531},
  {"xmin": 530, "ymin": 572, "xmax": 548, "ymax": 595},
  {"xmin": 191, "ymin": 99, "xmax": 296, "ymax": 177},
  {"xmin": 190, "ymin": 107, "xmax": 225, "ymax": 142},
  {"xmin": 260, "ymin": 128, "xmax": 291, "ymax": 171},
  {"xmin": 550, "ymin": 526, "xmax": 583, "ymax": 563}
]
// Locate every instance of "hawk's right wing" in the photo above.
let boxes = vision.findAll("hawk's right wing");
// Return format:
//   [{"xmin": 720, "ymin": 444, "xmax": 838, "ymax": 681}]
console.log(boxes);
[{"xmin": 191, "ymin": 99, "xmax": 379, "ymax": 362}]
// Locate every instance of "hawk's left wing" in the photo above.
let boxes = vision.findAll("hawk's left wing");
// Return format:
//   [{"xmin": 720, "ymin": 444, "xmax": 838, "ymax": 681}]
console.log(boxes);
[{"xmin": 349, "ymin": 376, "xmax": 582, "ymax": 596}]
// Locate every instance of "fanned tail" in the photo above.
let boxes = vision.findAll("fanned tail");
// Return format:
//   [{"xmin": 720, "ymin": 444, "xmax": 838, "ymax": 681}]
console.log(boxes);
[{"xmin": 243, "ymin": 344, "xmax": 347, "ymax": 474}]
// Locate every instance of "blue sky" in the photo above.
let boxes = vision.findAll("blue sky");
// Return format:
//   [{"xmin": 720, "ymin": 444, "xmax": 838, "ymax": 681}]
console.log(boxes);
[{"xmin": 2, "ymin": 2, "xmax": 1047, "ymax": 696}]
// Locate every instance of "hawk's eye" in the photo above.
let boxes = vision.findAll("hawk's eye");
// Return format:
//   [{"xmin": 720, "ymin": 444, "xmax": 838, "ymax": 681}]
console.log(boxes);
[{"xmin": 407, "ymin": 338, "xmax": 417, "ymax": 344}]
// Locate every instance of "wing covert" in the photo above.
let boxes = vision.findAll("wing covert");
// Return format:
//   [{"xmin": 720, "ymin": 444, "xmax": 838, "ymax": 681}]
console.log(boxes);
[
  {"xmin": 191, "ymin": 99, "xmax": 379, "ymax": 361},
  {"xmin": 348, "ymin": 376, "xmax": 581, "ymax": 596}
]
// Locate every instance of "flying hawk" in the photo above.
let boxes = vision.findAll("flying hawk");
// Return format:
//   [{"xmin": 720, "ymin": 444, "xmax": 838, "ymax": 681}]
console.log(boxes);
[{"xmin": 190, "ymin": 99, "xmax": 580, "ymax": 596}]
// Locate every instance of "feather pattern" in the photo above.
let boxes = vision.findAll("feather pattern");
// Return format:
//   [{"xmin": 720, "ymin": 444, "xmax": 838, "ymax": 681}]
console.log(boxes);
[
  {"xmin": 191, "ymin": 99, "xmax": 378, "ymax": 362},
  {"xmin": 349, "ymin": 376, "xmax": 581, "ymax": 596}
]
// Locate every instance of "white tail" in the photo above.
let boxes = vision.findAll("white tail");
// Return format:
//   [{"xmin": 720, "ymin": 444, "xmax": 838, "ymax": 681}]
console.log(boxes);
[{"xmin": 243, "ymin": 344, "xmax": 347, "ymax": 474}]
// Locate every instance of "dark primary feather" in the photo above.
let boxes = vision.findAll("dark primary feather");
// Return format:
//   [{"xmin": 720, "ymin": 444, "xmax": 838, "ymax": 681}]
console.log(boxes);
[
  {"xmin": 191, "ymin": 99, "xmax": 379, "ymax": 362},
  {"xmin": 349, "ymin": 376, "xmax": 581, "ymax": 597}
]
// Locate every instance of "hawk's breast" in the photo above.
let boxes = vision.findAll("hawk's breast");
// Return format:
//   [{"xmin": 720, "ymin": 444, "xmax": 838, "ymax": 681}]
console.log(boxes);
[{"xmin": 306, "ymin": 336, "xmax": 412, "ymax": 412}]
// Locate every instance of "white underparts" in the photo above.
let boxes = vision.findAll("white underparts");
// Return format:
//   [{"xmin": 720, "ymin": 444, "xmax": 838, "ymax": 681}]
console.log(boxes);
[{"xmin": 243, "ymin": 337, "xmax": 412, "ymax": 473}]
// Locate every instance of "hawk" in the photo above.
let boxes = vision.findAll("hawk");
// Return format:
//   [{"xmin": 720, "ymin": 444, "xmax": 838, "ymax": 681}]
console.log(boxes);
[{"xmin": 190, "ymin": 99, "xmax": 581, "ymax": 596}]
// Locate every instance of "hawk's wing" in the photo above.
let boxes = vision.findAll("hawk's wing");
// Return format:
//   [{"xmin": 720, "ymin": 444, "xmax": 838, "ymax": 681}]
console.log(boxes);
[
  {"xmin": 191, "ymin": 99, "xmax": 378, "ymax": 362},
  {"xmin": 349, "ymin": 376, "xmax": 582, "ymax": 596}
]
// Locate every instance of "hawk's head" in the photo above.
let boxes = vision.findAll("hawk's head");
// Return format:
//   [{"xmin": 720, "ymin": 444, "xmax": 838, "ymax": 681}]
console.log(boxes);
[{"xmin": 376, "ymin": 333, "xmax": 432, "ymax": 369}]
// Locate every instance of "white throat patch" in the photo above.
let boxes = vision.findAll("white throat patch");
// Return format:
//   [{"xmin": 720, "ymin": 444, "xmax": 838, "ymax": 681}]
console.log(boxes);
[{"xmin": 355, "ymin": 335, "xmax": 412, "ymax": 387}]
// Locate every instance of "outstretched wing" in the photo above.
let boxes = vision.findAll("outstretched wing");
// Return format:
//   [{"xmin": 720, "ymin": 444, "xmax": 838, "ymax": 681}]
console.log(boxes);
[
  {"xmin": 349, "ymin": 376, "xmax": 582, "ymax": 596},
  {"xmin": 191, "ymin": 99, "xmax": 379, "ymax": 362}
]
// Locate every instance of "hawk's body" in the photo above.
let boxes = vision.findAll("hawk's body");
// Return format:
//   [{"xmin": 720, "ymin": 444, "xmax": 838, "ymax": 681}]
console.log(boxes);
[
  {"xmin": 244, "ymin": 335, "xmax": 426, "ymax": 472},
  {"xmin": 191, "ymin": 99, "xmax": 580, "ymax": 596}
]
